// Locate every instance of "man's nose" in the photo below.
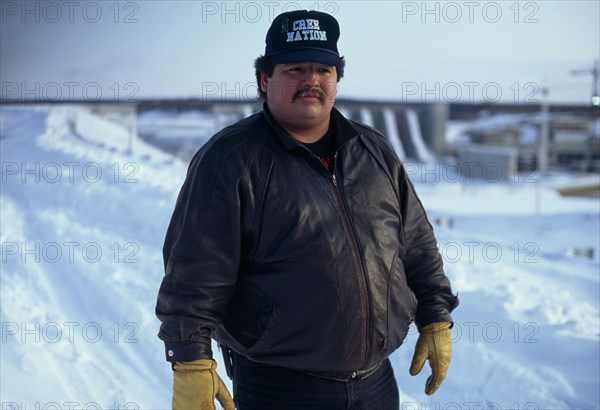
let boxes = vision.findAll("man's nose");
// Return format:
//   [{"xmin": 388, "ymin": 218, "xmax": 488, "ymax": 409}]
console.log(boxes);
[{"xmin": 302, "ymin": 68, "xmax": 320, "ymax": 88}]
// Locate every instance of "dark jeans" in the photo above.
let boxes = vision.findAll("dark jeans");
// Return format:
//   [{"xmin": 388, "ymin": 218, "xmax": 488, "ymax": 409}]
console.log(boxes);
[{"xmin": 231, "ymin": 353, "xmax": 399, "ymax": 410}]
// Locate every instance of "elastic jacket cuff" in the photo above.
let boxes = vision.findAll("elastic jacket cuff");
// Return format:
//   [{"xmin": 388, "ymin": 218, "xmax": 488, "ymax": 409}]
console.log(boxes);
[{"xmin": 415, "ymin": 295, "xmax": 460, "ymax": 331}]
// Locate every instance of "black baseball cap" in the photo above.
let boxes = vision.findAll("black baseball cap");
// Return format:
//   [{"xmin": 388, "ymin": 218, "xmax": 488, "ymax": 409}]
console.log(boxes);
[{"xmin": 264, "ymin": 10, "xmax": 342, "ymax": 68}]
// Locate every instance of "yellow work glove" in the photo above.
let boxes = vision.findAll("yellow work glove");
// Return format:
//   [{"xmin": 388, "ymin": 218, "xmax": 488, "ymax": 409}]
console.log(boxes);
[
  {"xmin": 409, "ymin": 321, "xmax": 453, "ymax": 395},
  {"xmin": 172, "ymin": 359, "xmax": 235, "ymax": 410}
]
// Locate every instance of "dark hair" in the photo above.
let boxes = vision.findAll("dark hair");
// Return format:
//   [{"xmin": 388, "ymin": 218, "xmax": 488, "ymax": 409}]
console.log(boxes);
[{"xmin": 253, "ymin": 55, "xmax": 346, "ymax": 100}]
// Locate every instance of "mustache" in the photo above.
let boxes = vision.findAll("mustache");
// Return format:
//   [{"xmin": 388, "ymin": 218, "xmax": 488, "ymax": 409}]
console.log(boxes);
[{"xmin": 292, "ymin": 88, "xmax": 326, "ymax": 102}]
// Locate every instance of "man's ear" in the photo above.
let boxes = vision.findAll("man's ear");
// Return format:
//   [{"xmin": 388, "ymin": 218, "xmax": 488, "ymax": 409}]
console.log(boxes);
[{"xmin": 260, "ymin": 72, "xmax": 269, "ymax": 94}]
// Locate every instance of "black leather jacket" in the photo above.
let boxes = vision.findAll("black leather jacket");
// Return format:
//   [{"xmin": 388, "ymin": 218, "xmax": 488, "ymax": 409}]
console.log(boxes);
[{"xmin": 156, "ymin": 104, "xmax": 458, "ymax": 375}]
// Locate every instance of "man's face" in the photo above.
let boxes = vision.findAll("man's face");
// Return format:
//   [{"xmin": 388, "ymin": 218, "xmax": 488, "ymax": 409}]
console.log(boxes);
[{"xmin": 261, "ymin": 62, "xmax": 338, "ymax": 140}]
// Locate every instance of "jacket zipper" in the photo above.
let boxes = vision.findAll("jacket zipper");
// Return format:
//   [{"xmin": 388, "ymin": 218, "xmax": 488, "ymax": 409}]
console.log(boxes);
[{"xmin": 326, "ymin": 151, "xmax": 372, "ymax": 369}]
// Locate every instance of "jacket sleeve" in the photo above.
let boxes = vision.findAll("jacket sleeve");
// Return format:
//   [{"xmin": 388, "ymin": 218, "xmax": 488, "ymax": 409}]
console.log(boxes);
[
  {"xmin": 397, "ymin": 166, "xmax": 459, "ymax": 329},
  {"xmin": 155, "ymin": 143, "xmax": 243, "ymax": 363}
]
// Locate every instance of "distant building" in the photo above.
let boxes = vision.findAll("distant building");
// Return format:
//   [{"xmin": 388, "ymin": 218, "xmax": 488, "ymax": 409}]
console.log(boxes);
[{"xmin": 448, "ymin": 111, "xmax": 599, "ymax": 173}]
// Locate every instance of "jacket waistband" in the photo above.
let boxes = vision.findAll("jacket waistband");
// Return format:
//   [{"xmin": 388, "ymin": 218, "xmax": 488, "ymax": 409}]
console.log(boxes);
[
  {"xmin": 230, "ymin": 349, "xmax": 384, "ymax": 382},
  {"xmin": 301, "ymin": 361, "xmax": 383, "ymax": 382}
]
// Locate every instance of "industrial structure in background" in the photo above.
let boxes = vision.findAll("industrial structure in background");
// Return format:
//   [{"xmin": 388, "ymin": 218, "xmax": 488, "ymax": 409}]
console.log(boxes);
[{"xmin": 137, "ymin": 96, "xmax": 600, "ymax": 178}]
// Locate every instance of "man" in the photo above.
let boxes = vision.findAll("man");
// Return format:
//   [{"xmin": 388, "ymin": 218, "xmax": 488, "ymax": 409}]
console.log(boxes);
[{"xmin": 156, "ymin": 9, "xmax": 458, "ymax": 410}]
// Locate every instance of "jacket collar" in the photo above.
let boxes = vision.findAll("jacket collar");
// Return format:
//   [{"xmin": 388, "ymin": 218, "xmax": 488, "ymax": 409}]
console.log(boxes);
[{"xmin": 262, "ymin": 102, "xmax": 361, "ymax": 152}]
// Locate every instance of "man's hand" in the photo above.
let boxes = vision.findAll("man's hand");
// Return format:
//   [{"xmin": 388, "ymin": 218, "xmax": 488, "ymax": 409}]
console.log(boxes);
[
  {"xmin": 173, "ymin": 359, "xmax": 235, "ymax": 410},
  {"xmin": 409, "ymin": 321, "xmax": 453, "ymax": 395}
]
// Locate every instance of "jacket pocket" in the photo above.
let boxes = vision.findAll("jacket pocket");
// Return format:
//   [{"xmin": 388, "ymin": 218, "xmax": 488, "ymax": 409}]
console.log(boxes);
[
  {"xmin": 247, "ymin": 304, "xmax": 279, "ymax": 352},
  {"xmin": 222, "ymin": 279, "xmax": 279, "ymax": 350},
  {"xmin": 386, "ymin": 249, "xmax": 418, "ymax": 352}
]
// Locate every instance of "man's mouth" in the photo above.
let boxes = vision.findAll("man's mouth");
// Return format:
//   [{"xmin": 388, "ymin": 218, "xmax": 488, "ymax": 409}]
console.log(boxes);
[{"xmin": 293, "ymin": 89, "xmax": 326, "ymax": 102}]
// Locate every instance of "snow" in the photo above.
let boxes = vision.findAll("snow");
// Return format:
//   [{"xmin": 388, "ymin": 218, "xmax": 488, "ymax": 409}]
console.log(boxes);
[
  {"xmin": 137, "ymin": 109, "xmax": 217, "ymax": 140},
  {"xmin": 1, "ymin": 105, "xmax": 599, "ymax": 409}
]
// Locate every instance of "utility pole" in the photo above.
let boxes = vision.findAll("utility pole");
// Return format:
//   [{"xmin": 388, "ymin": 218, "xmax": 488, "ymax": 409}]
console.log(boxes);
[
  {"xmin": 538, "ymin": 86, "xmax": 549, "ymax": 175},
  {"xmin": 570, "ymin": 60, "xmax": 600, "ymax": 138},
  {"xmin": 535, "ymin": 85, "xmax": 549, "ymax": 216}
]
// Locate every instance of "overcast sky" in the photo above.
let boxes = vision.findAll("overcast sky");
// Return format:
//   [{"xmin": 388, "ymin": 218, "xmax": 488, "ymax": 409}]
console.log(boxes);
[{"xmin": 2, "ymin": 1, "xmax": 599, "ymax": 104}]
